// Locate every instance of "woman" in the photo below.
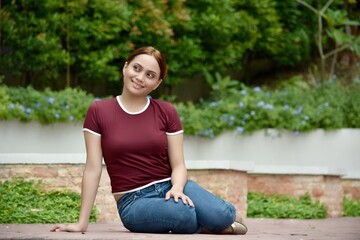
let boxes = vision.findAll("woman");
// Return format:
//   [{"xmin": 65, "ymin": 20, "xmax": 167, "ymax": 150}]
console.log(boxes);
[{"xmin": 51, "ymin": 46, "xmax": 247, "ymax": 235}]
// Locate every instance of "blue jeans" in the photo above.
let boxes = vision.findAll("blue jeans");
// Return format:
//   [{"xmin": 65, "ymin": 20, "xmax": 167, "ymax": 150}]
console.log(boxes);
[{"xmin": 117, "ymin": 180, "xmax": 236, "ymax": 234}]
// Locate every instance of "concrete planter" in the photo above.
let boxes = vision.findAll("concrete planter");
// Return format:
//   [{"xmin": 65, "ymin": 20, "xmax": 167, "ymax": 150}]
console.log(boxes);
[
  {"xmin": 1, "ymin": 121, "xmax": 360, "ymax": 219},
  {"xmin": 1, "ymin": 121, "xmax": 359, "ymax": 179}
]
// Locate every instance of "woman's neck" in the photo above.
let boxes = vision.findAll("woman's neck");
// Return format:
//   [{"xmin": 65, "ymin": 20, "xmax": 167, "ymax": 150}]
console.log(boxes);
[{"xmin": 119, "ymin": 93, "xmax": 148, "ymax": 113}]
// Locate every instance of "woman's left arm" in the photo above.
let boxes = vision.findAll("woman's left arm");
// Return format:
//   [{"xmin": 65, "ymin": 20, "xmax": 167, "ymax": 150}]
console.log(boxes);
[{"xmin": 165, "ymin": 133, "xmax": 194, "ymax": 207}]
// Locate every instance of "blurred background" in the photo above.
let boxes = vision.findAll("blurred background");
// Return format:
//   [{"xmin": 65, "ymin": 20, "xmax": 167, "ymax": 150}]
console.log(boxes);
[
  {"xmin": 1, "ymin": 0, "xmax": 360, "ymax": 135},
  {"xmin": 0, "ymin": 0, "xmax": 359, "ymax": 100}
]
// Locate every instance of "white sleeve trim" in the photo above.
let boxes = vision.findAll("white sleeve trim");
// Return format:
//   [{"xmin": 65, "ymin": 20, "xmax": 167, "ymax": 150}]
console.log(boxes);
[
  {"xmin": 166, "ymin": 130, "xmax": 184, "ymax": 136},
  {"xmin": 83, "ymin": 128, "xmax": 101, "ymax": 136}
]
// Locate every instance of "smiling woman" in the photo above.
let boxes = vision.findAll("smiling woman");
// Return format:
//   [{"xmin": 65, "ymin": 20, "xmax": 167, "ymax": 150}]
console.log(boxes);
[{"xmin": 50, "ymin": 46, "xmax": 248, "ymax": 235}]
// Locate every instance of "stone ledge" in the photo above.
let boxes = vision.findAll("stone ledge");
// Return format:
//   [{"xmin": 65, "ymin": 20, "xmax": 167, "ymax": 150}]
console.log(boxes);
[
  {"xmin": 0, "ymin": 153, "xmax": 86, "ymax": 164},
  {"xmin": 186, "ymin": 160, "xmax": 254, "ymax": 172},
  {"xmin": 1, "ymin": 155, "xmax": 354, "ymax": 178},
  {"xmin": 251, "ymin": 165, "xmax": 347, "ymax": 177}
]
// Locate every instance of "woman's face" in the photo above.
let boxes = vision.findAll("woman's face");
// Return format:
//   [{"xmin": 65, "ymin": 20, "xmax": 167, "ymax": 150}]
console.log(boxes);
[{"xmin": 122, "ymin": 54, "xmax": 162, "ymax": 96}]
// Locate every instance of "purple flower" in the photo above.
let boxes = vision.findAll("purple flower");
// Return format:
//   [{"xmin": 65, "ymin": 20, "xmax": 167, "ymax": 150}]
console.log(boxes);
[
  {"xmin": 257, "ymin": 101, "xmax": 265, "ymax": 107},
  {"xmin": 264, "ymin": 103, "xmax": 273, "ymax": 109},
  {"xmin": 236, "ymin": 126, "xmax": 244, "ymax": 133},
  {"xmin": 294, "ymin": 106, "xmax": 303, "ymax": 115},
  {"xmin": 68, "ymin": 115, "xmax": 74, "ymax": 121},
  {"xmin": 210, "ymin": 102, "xmax": 217, "ymax": 107},
  {"xmin": 54, "ymin": 113, "xmax": 60, "ymax": 119},
  {"xmin": 47, "ymin": 97, "xmax": 55, "ymax": 104},
  {"xmin": 240, "ymin": 90, "xmax": 247, "ymax": 95},
  {"xmin": 25, "ymin": 108, "xmax": 31, "ymax": 115},
  {"xmin": 239, "ymin": 101, "xmax": 244, "ymax": 108},
  {"xmin": 253, "ymin": 86, "xmax": 261, "ymax": 92}
]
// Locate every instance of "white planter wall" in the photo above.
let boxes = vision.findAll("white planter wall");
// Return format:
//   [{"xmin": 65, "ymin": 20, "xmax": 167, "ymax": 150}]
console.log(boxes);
[{"xmin": 1, "ymin": 121, "xmax": 359, "ymax": 179}]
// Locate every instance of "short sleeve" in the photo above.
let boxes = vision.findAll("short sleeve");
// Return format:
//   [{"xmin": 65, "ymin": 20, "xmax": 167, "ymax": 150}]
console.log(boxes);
[
  {"xmin": 83, "ymin": 102, "xmax": 101, "ymax": 136},
  {"xmin": 165, "ymin": 103, "xmax": 183, "ymax": 136}
]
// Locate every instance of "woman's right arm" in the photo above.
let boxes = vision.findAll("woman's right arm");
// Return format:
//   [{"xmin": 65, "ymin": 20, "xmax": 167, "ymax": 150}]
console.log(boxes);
[{"xmin": 51, "ymin": 131, "xmax": 103, "ymax": 232}]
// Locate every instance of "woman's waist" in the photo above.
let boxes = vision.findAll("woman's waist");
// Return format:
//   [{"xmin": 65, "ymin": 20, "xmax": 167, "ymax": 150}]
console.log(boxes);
[{"xmin": 113, "ymin": 177, "xmax": 171, "ymax": 201}]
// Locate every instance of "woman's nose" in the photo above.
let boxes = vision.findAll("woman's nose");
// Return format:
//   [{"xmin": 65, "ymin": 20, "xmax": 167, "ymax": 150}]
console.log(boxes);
[{"xmin": 136, "ymin": 72, "xmax": 145, "ymax": 82}]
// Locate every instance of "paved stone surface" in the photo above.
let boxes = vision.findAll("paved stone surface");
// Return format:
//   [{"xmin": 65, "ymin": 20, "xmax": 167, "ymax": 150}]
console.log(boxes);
[{"xmin": 0, "ymin": 218, "xmax": 359, "ymax": 240}]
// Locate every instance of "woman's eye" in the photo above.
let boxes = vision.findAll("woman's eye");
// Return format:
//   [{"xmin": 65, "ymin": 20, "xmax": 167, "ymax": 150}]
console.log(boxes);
[
  {"xmin": 133, "ymin": 65, "xmax": 141, "ymax": 71},
  {"xmin": 147, "ymin": 73, "xmax": 155, "ymax": 79}
]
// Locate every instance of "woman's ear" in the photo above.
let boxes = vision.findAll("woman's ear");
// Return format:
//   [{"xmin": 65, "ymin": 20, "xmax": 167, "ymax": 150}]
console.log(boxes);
[
  {"xmin": 122, "ymin": 62, "xmax": 128, "ymax": 74},
  {"xmin": 153, "ymin": 79, "xmax": 163, "ymax": 90}
]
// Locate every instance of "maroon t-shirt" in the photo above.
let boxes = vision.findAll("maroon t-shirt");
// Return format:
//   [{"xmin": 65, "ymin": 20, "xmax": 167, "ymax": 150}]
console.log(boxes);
[{"xmin": 83, "ymin": 96, "xmax": 183, "ymax": 194}]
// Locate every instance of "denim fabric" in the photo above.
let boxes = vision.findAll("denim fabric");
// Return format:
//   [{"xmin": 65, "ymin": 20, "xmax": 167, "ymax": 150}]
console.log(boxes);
[{"xmin": 117, "ymin": 180, "xmax": 236, "ymax": 234}]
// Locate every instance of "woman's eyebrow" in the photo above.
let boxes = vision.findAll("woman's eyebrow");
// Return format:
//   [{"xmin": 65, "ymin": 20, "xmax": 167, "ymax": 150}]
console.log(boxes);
[{"xmin": 133, "ymin": 62, "xmax": 158, "ymax": 75}]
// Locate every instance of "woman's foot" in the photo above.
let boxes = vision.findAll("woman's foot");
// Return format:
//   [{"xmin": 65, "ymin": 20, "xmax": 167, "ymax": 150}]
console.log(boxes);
[
  {"xmin": 200, "ymin": 218, "xmax": 248, "ymax": 235},
  {"xmin": 230, "ymin": 219, "xmax": 248, "ymax": 235}
]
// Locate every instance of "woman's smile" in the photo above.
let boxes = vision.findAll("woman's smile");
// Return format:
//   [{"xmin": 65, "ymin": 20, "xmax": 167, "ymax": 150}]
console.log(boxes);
[{"xmin": 131, "ymin": 79, "xmax": 145, "ymax": 89}]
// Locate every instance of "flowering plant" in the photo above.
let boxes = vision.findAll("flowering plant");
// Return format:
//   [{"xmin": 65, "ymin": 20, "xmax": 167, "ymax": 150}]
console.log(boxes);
[
  {"xmin": 175, "ymin": 75, "xmax": 360, "ymax": 138},
  {"xmin": 1, "ymin": 74, "xmax": 359, "ymax": 137},
  {"xmin": 0, "ymin": 86, "xmax": 95, "ymax": 124}
]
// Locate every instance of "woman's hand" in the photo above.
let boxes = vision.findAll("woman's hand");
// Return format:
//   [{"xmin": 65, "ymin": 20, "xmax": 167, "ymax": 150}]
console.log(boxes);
[
  {"xmin": 50, "ymin": 223, "xmax": 87, "ymax": 233},
  {"xmin": 165, "ymin": 188, "xmax": 195, "ymax": 207}
]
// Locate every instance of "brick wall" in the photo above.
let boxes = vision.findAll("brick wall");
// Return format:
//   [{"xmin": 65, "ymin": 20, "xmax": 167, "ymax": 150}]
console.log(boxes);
[
  {"xmin": 1, "ymin": 164, "xmax": 359, "ymax": 222},
  {"xmin": 342, "ymin": 179, "xmax": 360, "ymax": 199},
  {"xmin": 247, "ymin": 174, "xmax": 344, "ymax": 217},
  {"xmin": 188, "ymin": 170, "xmax": 248, "ymax": 218}
]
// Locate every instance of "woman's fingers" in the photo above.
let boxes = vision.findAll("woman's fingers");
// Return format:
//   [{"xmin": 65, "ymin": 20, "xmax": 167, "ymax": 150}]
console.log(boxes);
[
  {"xmin": 50, "ymin": 223, "xmax": 85, "ymax": 232},
  {"xmin": 50, "ymin": 224, "xmax": 66, "ymax": 232},
  {"xmin": 165, "ymin": 190, "xmax": 195, "ymax": 207}
]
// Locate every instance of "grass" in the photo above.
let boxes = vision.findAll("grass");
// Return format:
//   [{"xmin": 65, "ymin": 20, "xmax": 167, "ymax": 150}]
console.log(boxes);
[
  {"xmin": 0, "ymin": 179, "xmax": 97, "ymax": 223},
  {"xmin": 247, "ymin": 192, "xmax": 327, "ymax": 219}
]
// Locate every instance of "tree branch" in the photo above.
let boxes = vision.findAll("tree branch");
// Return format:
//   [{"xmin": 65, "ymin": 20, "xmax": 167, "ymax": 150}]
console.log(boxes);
[
  {"xmin": 324, "ymin": 44, "xmax": 350, "ymax": 59},
  {"xmin": 321, "ymin": 0, "xmax": 335, "ymax": 15},
  {"xmin": 296, "ymin": 0, "xmax": 318, "ymax": 15}
]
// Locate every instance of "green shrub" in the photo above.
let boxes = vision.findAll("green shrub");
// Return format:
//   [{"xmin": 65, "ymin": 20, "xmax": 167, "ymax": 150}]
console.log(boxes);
[
  {"xmin": 176, "ymin": 75, "xmax": 360, "ymax": 137},
  {"xmin": 1, "ymin": 75, "xmax": 360, "ymax": 136},
  {"xmin": 343, "ymin": 197, "xmax": 360, "ymax": 217},
  {"xmin": 0, "ymin": 85, "xmax": 97, "ymax": 124},
  {"xmin": 0, "ymin": 179, "xmax": 97, "ymax": 224},
  {"xmin": 247, "ymin": 192, "xmax": 327, "ymax": 219}
]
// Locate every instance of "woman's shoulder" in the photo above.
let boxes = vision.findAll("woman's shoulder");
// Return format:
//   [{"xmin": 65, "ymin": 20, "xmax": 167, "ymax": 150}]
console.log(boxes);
[
  {"xmin": 150, "ymin": 98, "xmax": 176, "ymax": 111},
  {"xmin": 88, "ymin": 97, "xmax": 117, "ymax": 111}
]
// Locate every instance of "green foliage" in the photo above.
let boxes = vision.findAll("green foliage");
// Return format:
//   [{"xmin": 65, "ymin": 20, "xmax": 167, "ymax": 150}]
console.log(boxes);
[
  {"xmin": 0, "ymin": 0, "xmax": 67, "ymax": 81},
  {"xmin": 176, "ymin": 74, "xmax": 360, "ymax": 138},
  {"xmin": 0, "ymin": 85, "xmax": 96, "ymax": 124},
  {"xmin": 1, "ymin": 73, "xmax": 360, "ymax": 135},
  {"xmin": 3, "ymin": 0, "xmax": 356, "ymax": 93},
  {"xmin": 247, "ymin": 192, "xmax": 327, "ymax": 219},
  {"xmin": 0, "ymin": 179, "xmax": 97, "ymax": 223},
  {"xmin": 0, "ymin": 0, "xmax": 131, "ymax": 88},
  {"xmin": 343, "ymin": 197, "xmax": 360, "ymax": 217}
]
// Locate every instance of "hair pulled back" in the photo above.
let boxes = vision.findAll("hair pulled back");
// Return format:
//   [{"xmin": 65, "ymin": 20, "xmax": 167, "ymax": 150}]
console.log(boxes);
[{"xmin": 125, "ymin": 46, "xmax": 167, "ymax": 80}]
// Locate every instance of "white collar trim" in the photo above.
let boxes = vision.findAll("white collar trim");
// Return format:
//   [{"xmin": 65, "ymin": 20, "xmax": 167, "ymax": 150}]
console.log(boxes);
[{"xmin": 116, "ymin": 96, "xmax": 150, "ymax": 115}]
